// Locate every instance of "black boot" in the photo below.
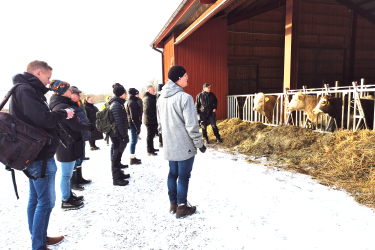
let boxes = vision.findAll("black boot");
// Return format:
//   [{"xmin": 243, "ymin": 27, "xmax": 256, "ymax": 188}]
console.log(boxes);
[
  {"xmin": 113, "ymin": 178, "xmax": 129, "ymax": 186},
  {"xmin": 120, "ymin": 171, "xmax": 130, "ymax": 179},
  {"xmin": 118, "ymin": 163, "xmax": 129, "ymax": 169},
  {"xmin": 76, "ymin": 167, "xmax": 92, "ymax": 185},
  {"xmin": 70, "ymin": 170, "xmax": 84, "ymax": 191},
  {"xmin": 70, "ymin": 191, "xmax": 84, "ymax": 201},
  {"xmin": 130, "ymin": 158, "xmax": 142, "ymax": 165},
  {"xmin": 61, "ymin": 197, "xmax": 84, "ymax": 210}
]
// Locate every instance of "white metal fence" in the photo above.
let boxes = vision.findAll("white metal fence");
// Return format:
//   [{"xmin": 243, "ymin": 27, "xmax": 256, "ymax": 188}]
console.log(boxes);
[{"xmin": 227, "ymin": 79, "xmax": 375, "ymax": 132}]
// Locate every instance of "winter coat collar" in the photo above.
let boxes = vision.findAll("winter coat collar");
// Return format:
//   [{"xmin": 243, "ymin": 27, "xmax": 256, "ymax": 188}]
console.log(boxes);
[
  {"xmin": 13, "ymin": 72, "xmax": 50, "ymax": 95},
  {"xmin": 108, "ymin": 96, "xmax": 125, "ymax": 105},
  {"xmin": 145, "ymin": 92, "xmax": 156, "ymax": 100},
  {"xmin": 163, "ymin": 80, "xmax": 183, "ymax": 98},
  {"xmin": 85, "ymin": 102, "xmax": 94, "ymax": 107},
  {"xmin": 129, "ymin": 95, "xmax": 138, "ymax": 102},
  {"xmin": 49, "ymin": 94, "xmax": 75, "ymax": 110}
]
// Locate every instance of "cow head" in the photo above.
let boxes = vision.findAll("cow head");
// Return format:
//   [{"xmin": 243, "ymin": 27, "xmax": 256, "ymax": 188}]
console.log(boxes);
[
  {"xmin": 253, "ymin": 92, "xmax": 268, "ymax": 116},
  {"xmin": 287, "ymin": 92, "xmax": 306, "ymax": 112},
  {"xmin": 313, "ymin": 96, "xmax": 330, "ymax": 115}
]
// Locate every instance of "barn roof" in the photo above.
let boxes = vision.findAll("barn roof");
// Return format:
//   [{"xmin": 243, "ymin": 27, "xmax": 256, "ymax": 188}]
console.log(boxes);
[
  {"xmin": 151, "ymin": 0, "xmax": 375, "ymax": 48},
  {"xmin": 150, "ymin": 0, "xmax": 202, "ymax": 48}
]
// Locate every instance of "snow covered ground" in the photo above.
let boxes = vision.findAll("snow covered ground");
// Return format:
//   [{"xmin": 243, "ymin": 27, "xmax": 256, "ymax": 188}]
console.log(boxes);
[{"xmin": 1, "ymin": 125, "xmax": 375, "ymax": 250}]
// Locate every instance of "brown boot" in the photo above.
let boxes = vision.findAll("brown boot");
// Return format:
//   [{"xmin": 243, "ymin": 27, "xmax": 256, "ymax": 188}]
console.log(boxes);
[
  {"xmin": 46, "ymin": 235, "xmax": 64, "ymax": 245},
  {"xmin": 170, "ymin": 203, "xmax": 177, "ymax": 214},
  {"xmin": 176, "ymin": 203, "xmax": 196, "ymax": 219}
]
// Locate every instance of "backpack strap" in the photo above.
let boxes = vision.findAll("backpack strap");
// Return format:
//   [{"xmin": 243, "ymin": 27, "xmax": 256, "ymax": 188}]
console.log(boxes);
[{"xmin": 0, "ymin": 83, "xmax": 28, "ymax": 111}]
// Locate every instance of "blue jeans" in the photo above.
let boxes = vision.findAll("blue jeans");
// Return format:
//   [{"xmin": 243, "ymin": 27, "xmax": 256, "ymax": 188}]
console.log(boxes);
[
  {"xmin": 168, "ymin": 156, "xmax": 195, "ymax": 205},
  {"xmin": 59, "ymin": 161, "xmax": 75, "ymax": 201},
  {"xmin": 129, "ymin": 125, "xmax": 138, "ymax": 154},
  {"xmin": 110, "ymin": 142, "xmax": 113, "ymax": 161},
  {"xmin": 74, "ymin": 141, "xmax": 86, "ymax": 170},
  {"xmin": 26, "ymin": 157, "xmax": 57, "ymax": 250}
]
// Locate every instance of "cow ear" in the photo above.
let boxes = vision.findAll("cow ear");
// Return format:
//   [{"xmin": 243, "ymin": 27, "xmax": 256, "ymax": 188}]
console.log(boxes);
[{"xmin": 265, "ymin": 97, "xmax": 269, "ymax": 102}]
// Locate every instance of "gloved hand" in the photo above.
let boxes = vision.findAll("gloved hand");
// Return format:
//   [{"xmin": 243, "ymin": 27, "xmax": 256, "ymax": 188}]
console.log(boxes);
[
  {"xmin": 122, "ymin": 137, "xmax": 129, "ymax": 144},
  {"xmin": 89, "ymin": 123, "xmax": 97, "ymax": 131},
  {"xmin": 136, "ymin": 128, "xmax": 141, "ymax": 135},
  {"xmin": 199, "ymin": 145, "xmax": 206, "ymax": 153}
]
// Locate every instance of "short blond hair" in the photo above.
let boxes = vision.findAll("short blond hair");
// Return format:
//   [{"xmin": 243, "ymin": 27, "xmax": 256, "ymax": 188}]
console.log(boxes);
[{"xmin": 27, "ymin": 60, "xmax": 53, "ymax": 73}]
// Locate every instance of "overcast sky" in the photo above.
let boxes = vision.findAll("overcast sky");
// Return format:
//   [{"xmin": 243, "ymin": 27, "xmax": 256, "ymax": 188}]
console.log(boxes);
[{"xmin": 0, "ymin": 0, "xmax": 181, "ymax": 95}]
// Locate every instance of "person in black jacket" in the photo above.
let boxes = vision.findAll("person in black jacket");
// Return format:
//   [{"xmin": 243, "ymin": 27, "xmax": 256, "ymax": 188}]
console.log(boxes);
[
  {"xmin": 126, "ymin": 88, "xmax": 142, "ymax": 165},
  {"xmin": 108, "ymin": 83, "xmax": 131, "ymax": 186},
  {"xmin": 84, "ymin": 96, "xmax": 104, "ymax": 149},
  {"xmin": 9, "ymin": 61, "xmax": 73, "ymax": 250},
  {"xmin": 49, "ymin": 80, "xmax": 95, "ymax": 210},
  {"xmin": 70, "ymin": 87, "xmax": 94, "ymax": 191},
  {"xmin": 195, "ymin": 83, "xmax": 222, "ymax": 143},
  {"xmin": 143, "ymin": 85, "xmax": 158, "ymax": 156}
]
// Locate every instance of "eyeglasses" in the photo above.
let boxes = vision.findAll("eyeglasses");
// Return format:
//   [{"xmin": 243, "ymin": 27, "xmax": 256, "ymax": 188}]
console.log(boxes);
[{"xmin": 184, "ymin": 73, "xmax": 188, "ymax": 79}]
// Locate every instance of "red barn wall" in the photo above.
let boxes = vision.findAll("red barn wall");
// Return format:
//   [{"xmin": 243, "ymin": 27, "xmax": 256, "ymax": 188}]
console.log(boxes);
[
  {"xmin": 163, "ymin": 34, "xmax": 176, "ymax": 84},
  {"xmin": 176, "ymin": 18, "xmax": 228, "ymax": 120}
]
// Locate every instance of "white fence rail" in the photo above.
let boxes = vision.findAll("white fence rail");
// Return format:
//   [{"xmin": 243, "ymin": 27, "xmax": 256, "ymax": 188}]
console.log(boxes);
[{"xmin": 227, "ymin": 79, "xmax": 375, "ymax": 132}]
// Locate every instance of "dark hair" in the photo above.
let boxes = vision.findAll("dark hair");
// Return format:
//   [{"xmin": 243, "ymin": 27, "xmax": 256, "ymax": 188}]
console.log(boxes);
[{"xmin": 27, "ymin": 60, "xmax": 53, "ymax": 73}]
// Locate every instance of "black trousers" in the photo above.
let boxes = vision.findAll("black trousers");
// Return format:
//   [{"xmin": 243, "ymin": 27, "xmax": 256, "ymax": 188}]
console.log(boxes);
[
  {"xmin": 145, "ymin": 124, "xmax": 158, "ymax": 153},
  {"xmin": 159, "ymin": 132, "xmax": 163, "ymax": 145},
  {"xmin": 110, "ymin": 136, "xmax": 127, "ymax": 179},
  {"xmin": 200, "ymin": 113, "xmax": 220, "ymax": 139},
  {"xmin": 89, "ymin": 140, "xmax": 97, "ymax": 148}
]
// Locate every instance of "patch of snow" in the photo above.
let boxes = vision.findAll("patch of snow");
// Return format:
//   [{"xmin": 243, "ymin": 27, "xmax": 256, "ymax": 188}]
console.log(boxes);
[{"xmin": 1, "ymin": 125, "xmax": 375, "ymax": 250}]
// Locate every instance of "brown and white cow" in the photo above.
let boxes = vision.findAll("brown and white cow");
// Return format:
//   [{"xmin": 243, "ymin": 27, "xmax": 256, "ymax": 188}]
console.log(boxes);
[
  {"xmin": 287, "ymin": 92, "xmax": 320, "ymax": 125},
  {"xmin": 253, "ymin": 92, "xmax": 278, "ymax": 123}
]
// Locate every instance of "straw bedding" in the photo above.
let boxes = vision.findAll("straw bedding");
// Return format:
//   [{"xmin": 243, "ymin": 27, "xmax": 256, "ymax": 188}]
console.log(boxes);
[{"xmin": 207, "ymin": 118, "xmax": 375, "ymax": 208}]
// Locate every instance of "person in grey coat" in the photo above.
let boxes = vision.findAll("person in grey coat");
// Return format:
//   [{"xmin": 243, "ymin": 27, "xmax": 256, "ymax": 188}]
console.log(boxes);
[{"xmin": 157, "ymin": 65, "xmax": 206, "ymax": 219}]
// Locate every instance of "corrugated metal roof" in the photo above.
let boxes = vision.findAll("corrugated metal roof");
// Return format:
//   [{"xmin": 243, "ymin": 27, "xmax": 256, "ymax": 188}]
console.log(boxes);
[
  {"xmin": 150, "ymin": 0, "xmax": 202, "ymax": 47},
  {"xmin": 349, "ymin": 0, "xmax": 375, "ymax": 17}
]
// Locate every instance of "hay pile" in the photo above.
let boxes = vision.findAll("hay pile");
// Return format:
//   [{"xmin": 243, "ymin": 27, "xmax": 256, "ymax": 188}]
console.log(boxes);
[{"xmin": 206, "ymin": 119, "xmax": 375, "ymax": 208}]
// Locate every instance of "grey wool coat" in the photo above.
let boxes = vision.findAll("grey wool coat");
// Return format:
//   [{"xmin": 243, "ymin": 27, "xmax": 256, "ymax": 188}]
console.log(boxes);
[{"xmin": 157, "ymin": 80, "xmax": 204, "ymax": 161}]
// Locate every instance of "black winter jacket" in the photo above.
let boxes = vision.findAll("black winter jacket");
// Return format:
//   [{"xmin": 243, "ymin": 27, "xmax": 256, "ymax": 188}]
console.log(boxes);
[
  {"xmin": 71, "ymin": 102, "xmax": 91, "ymax": 141},
  {"xmin": 108, "ymin": 97, "xmax": 129, "ymax": 142},
  {"xmin": 49, "ymin": 95, "xmax": 91, "ymax": 162},
  {"xmin": 143, "ymin": 92, "xmax": 157, "ymax": 125},
  {"xmin": 85, "ymin": 102, "xmax": 103, "ymax": 141},
  {"xmin": 9, "ymin": 72, "xmax": 67, "ymax": 160},
  {"xmin": 125, "ymin": 95, "xmax": 142, "ymax": 133},
  {"xmin": 195, "ymin": 91, "xmax": 218, "ymax": 115}
]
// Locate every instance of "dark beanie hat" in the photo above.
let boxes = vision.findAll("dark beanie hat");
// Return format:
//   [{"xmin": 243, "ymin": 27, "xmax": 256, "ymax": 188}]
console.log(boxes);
[
  {"xmin": 128, "ymin": 88, "xmax": 139, "ymax": 96},
  {"xmin": 158, "ymin": 84, "xmax": 164, "ymax": 92},
  {"xmin": 168, "ymin": 65, "xmax": 186, "ymax": 83},
  {"xmin": 112, "ymin": 83, "xmax": 126, "ymax": 97},
  {"xmin": 50, "ymin": 80, "xmax": 70, "ymax": 95}
]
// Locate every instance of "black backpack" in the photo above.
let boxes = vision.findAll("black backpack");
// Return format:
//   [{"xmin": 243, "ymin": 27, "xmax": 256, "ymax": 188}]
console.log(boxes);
[{"xmin": 0, "ymin": 84, "xmax": 53, "ymax": 199}]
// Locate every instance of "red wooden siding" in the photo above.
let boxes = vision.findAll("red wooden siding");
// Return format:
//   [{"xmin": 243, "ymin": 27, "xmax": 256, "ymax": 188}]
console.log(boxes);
[
  {"xmin": 176, "ymin": 19, "xmax": 228, "ymax": 120},
  {"xmin": 163, "ymin": 34, "xmax": 176, "ymax": 84}
]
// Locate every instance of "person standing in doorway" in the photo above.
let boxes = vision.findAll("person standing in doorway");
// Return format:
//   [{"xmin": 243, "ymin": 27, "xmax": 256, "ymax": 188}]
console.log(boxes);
[
  {"xmin": 157, "ymin": 65, "xmax": 206, "ymax": 219},
  {"xmin": 195, "ymin": 83, "xmax": 222, "ymax": 144}
]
